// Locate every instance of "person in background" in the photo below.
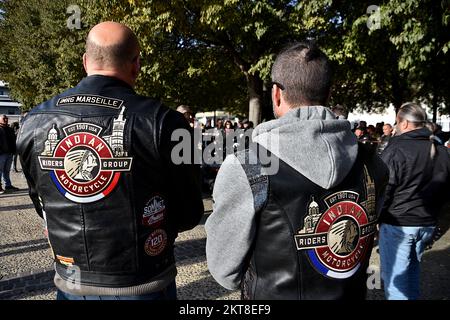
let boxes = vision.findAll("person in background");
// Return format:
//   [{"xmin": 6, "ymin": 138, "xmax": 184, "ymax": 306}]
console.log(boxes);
[
  {"xmin": 0, "ymin": 114, "xmax": 19, "ymax": 194},
  {"xmin": 433, "ymin": 124, "xmax": 450, "ymax": 146},
  {"xmin": 425, "ymin": 122, "xmax": 444, "ymax": 145},
  {"xmin": 367, "ymin": 125, "xmax": 379, "ymax": 141},
  {"xmin": 359, "ymin": 120, "xmax": 367, "ymax": 131},
  {"xmin": 204, "ymin": 119, "xmax": 213, "ymax": 130},
  {"xmin": 176, "ymin": 105, "xmax": 195, "ymax": 128},
  {"xmin": 355, "ymin": 126, "xmax": 375, "ymax": 151},
  {"xmin": 375, "ymin": 122, "xmax": 384, "ymax": 138},
  {"xmin": 222, "ymin": 120, "xmax": 236, "ymax": 156},
  {"xmin": 377, "ymin": 123, "xmax": 393, "ymax": 155},
  {"xmin": 331, "ymin": 104, "xmax": 347, "ymax": 119},
  {"xmin": 11, "ymin": 121, "xmax": 20, "ymax": 172},
  {"xmin": 354, "ymin": 126, "xmax": 367, "ymax": 140},
  {"xmin": 242, "ymin": 119, "xmax": 254, "ymax": 131},
  {"xmin": 223, "ymin": 120, "xmax": 233, "ymax": 134},
  {"xmin": 379, "ymin": 102, "xmax": 450, "ymax": 300},
  {"xmin": 215, "ymin": 119, "xmax": 224, "ymax": 130}
]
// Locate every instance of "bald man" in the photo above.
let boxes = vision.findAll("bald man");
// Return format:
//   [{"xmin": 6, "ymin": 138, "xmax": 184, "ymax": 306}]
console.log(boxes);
[{"xmin": 17, "ymin": 22, "xmax": 204, "ymax": 300}]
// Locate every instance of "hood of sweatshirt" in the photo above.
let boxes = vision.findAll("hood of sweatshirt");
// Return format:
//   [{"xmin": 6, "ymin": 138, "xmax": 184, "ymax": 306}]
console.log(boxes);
[{"xmin": 252, "ymin": 106, "xmax": 358, "ymax": 189}]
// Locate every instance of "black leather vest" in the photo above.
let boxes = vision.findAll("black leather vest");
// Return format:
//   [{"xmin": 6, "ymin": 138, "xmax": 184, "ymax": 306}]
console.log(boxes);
[
  {"xmin": 21, "ymin": 76, "xmax": 177, "ymax": 287},
  {"xmin": 242, "ymin": 146, "xmax": 380, "ymax": 299}
]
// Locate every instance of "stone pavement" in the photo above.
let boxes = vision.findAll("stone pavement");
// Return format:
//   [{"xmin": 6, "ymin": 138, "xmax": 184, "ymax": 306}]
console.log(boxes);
[{"xmin": 1, "ymin": 170, "xmax": 449, "ymax": 300}]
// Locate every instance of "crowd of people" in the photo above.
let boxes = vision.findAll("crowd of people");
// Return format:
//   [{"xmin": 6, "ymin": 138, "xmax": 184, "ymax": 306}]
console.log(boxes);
[
  {"xmin": 2, "ymin": 21, "xmax": 449, "ymax": 301},
  {"xmin": 176, "ymin": 104, "xmax": 254, "ymax": 132},
  {"xmin": 351, "ymin": 120, "xmax": 450, "ymax": 155}
]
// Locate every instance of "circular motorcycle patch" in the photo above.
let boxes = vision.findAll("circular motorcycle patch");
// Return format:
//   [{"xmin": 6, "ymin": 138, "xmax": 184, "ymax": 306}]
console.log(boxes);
[
  {"xmin": 144, "ymin": 229, "xmax": 168, "ymax": 256},
  {"xmin": 314, "ymin": 202, "xmax": 368, "ymax": 273},
  {"xmin": 54, "ymin": 133, "xmax": 115, "ymax": 198},
  {"xmin": 38, "ymin": 121, "xmax": 132, "ymax": 203},
  {"xmin": 294, "ymin": 192, "xmax": 377, "ymax": 279}
]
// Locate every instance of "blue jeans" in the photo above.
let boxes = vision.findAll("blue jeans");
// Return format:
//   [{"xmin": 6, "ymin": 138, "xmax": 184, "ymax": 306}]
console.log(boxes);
[
  {"xmin": 56, "ymin": 281, "xmax": 177, "ymax": 300},
  {"xmin": 0, "ymin": 153, "xmax": 13, "ymax": 187},
  {"xmin": 379, "ymin": 224, "xmax": 435, "ymax": 300}
]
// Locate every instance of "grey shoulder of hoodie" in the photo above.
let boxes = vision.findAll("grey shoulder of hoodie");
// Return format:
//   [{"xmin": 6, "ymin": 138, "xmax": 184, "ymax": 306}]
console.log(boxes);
[{"xmin": 234, "ymin": 149, "xmax": 269, "ymax": 213}]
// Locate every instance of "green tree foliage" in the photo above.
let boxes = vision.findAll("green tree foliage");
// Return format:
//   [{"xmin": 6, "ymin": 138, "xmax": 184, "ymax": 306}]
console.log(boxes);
[
  {"xmin": 79, "ymin": 0, "xmax": 250, "ymax": 115},
  {"xmin": 0, "ymin": 0, "xmax": 303, "ymax": 121},
  {"xmin": 381, "ymin": 0, "xmax": 450, "ymax": 120},
  {"xmin": 300, "ymin": 0, "xmax": 450, "ymax": 119},
  {"xmin": 96, "ymin": 0, "xmax": 302, "ymax": 122},
  {"xmin": 0, "ymin": 0, "xmax": 86, "ymax": 111},
  {"xmin": 0, "ymin": 0, "xmax": 448, "ymax": 122}
]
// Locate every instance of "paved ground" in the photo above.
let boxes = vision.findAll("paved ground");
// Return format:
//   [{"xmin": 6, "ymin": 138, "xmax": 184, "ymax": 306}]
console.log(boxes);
[{"xmin": 1, "ymin": 170, "xmax": 449, "ymax": 300}]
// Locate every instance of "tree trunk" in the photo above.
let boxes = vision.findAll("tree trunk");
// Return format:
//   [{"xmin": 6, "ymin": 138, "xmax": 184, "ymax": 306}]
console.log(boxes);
[
  {"xmin": 261, "ymin": 81, "xmax": 275, "ymax": 122},
  {"xmin": 432, "ymin": 94, "xmax": 438, "ymax": 123},
  {"xmin": 392, "ymin": 74, "xmax": 404, "ymax": 117},
  {"xmin": 247, "ymin": 74, "xmax": 263, "ymax": 125}
]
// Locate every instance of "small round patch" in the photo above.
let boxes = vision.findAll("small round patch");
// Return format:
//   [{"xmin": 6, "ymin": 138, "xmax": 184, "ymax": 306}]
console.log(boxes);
[{"xmin": 144, "ymin": 229, "xmax": 167, "ymax": 256}]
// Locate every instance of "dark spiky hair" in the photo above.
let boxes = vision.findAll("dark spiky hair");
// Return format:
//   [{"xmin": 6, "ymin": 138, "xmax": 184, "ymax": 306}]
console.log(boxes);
[{"xmin": 271, "ymin": 41, "xmax": 332, "ymax": 106}]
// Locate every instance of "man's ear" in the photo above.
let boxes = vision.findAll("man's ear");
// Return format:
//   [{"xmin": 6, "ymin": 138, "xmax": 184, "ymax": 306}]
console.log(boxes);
[
  {"xmin": 272, "ymin": 84, "xmax": 281, "ymax": 108},
  {"xmin": 82, "ymin": 53, "xmax": 88, "ymax": 74},
  {"xmin": 401, "ymin": 120, "xmax": 409, "ymax": 131}
]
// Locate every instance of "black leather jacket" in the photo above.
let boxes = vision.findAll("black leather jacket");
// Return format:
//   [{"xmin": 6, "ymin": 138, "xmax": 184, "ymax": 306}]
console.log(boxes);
[
  {"xmin": 376, "ymin": 134, "xmax": 391, "ymax": 155},
  {"xmin": 17, "ymin": 75, "xmax": 204, "ymax": 295},
  {"xmin": 380, "ymin": 128, "xmax": 450, "ymax": 226},
  {"xmin": 0, "ymin": 124, "xmax": 16, "ymax": 154}
]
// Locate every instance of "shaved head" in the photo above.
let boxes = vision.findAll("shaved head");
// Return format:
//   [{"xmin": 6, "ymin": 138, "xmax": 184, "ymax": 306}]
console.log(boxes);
[{"xmin": 86, "ymin": 21, "xmax": 139, "ymax": 69}]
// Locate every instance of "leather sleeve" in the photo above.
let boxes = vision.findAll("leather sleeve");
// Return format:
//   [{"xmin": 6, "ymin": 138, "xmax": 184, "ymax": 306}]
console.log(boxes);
[
  {"xmin": 158, "ymin": 108, "xmax": 204, "ymax": 232},
  {"xmin": 16, "ymin": 114, "xmax": 44, "ymax": 218},
  {"xmin": 380, "ymin": 143, "xmax": 402, "ymax": 215},
  {"xmin": 205, "ymin": 153, "xmax": 259, "ymax": 290}
]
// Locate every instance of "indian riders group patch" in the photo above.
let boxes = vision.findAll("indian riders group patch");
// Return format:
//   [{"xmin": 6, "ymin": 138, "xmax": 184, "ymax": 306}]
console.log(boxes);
[
  {"xmin": 38, "ymin": 107, "xmax": 132, "ymax": 203},
  {"xmin": 294, "ymin": 167, "xmax": 377, "ymax": 279}
]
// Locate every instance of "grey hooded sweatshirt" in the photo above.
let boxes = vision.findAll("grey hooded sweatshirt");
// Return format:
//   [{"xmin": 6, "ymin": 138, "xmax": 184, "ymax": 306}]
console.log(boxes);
[{"xmin": 205, "ymin": 106, "xmax": 359, "ymax": 290}]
